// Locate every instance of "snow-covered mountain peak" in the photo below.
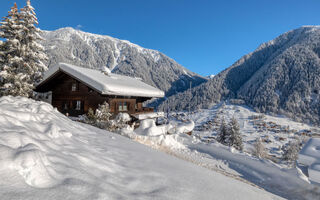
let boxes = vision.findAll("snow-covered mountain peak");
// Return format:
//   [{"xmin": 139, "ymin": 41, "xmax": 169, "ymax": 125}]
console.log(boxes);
[
  {"xmin": 45, "ymin": 27, "xmax": 161, "ymax": 63},
  {"xmin": 41, "ymin": 27, "xmax": 207, "ymax": 97}
]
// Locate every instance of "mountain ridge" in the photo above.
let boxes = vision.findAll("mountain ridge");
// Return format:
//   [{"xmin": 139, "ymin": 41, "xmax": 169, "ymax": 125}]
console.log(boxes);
[
  {"xmin": 160, "ymin": 26, "xmax": 320, "ymax": 124},
  {"xmin": 41, "ymin": 27, "xmax": 207, "ymax": 97}
]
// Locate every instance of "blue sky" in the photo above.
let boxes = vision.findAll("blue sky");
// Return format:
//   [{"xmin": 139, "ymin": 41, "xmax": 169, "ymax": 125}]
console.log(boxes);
[{"xmin": 2, "ymin": 0, "xmax": 320, "ymax": 76}]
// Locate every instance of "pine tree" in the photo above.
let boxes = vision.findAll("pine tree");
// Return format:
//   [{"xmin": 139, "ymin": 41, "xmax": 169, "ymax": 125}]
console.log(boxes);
[
  {"xmin": 217, "ymin": 117, "xmax": 243, "ymax": 151},
  {"xmin": 0, "ymin": 3, "xmax": 27, "ymax": 96},
  {"xmin": 217, "ymin": 118, "xmax": 228, "ymax": 145},
  {"xmin": 228, "ymin": 117, "xmax": 243, "ymax": 151},
  {"xmin": 20, "ymin": 0, "xmax": 47, "ymax": 84},
  {"xmin": 0, "ymin": 1, "xmax": 47, "ymax": 97}
]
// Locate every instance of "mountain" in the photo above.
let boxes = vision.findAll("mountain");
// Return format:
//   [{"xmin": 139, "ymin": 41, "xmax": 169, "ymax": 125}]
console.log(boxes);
[
  {"xmin": 160, "ymin": 26, "xmax": 320, "ymax": 124},
  {"xmin": 207, "ymin": 74, "xmax": 215, "ymax": 79},
  {"xmin": 40, "ymin": 27, "xmax": 207, "ymax": 98}
]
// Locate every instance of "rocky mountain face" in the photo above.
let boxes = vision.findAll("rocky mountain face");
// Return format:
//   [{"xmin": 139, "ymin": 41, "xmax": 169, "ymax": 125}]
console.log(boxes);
[
  {"xmin": 160, "ymin": 26, "xmax": 320, "ymax": 124},
  {"xmin": 41, "ymin": 27, "xmax": 207, "ymax": 97}
]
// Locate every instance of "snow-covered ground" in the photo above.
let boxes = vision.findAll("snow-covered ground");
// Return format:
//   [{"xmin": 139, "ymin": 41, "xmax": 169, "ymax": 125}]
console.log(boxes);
[
  {"xmin": 130, "ymin": 103, "xmax": 320, "ymax": 199},
  {"xmin": 188, "ymin": 103, "xmax": 319, "ymax": 160},
  {"xmin": 298, "ymin": 138, "xmax": 320, "ymax": 184},
  {"xmin": 0, "ymin": 96, "xmax": 282, "ymax": 200}
]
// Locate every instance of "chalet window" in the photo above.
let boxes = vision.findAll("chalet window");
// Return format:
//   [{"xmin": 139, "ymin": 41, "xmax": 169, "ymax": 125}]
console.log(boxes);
[
  {"xmin": 71, "ymin": 82, "xmax": 78, "ymax": 91},
  {"xmin": 75, "ymin": 100, "xmax": 81, "ymax": 110},
  {"xmin": 123, "ymin": 102, "xmax": 128, "ymax": 111},
  {"xmin": 118, "ymin": 102, "xmax": 128, "ymax": 112},
  {"xmin": 118, "ymin": 102, "xmax": 123, "ymax": 111}
]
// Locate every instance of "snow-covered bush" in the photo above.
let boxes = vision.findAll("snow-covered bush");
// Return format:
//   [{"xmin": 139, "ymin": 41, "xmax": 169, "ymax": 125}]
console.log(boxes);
[
  {"xmin": 111, "ymin": 113, "xmax": 132, "ymax": 131},
  {"xmin": 85, "ymin": 108, "xmax": 96, "ymax": 124},
  {"xmin": 84, "ymin": 103, "xmax": 132, "ymax": 132},
  {"xmin": 92, "ymin": 102, "xmax": 112, "ymax": 129},
  {"xmin": 217, "ymin": 117, "xmax": 243, "ymax": 151},
  {"xmin": 252, "ymin": 138, "xmax": 267, "ymax": 159},
  {"xmin": 282, "ymin": 140, "xmax": 301, "ymax": 166}
]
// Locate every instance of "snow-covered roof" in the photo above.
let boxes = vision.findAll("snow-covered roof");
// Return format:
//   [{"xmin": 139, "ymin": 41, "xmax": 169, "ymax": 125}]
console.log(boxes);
[{"xmin": 38, "ymin": 63, "xmax": 165, "ymax": 98}]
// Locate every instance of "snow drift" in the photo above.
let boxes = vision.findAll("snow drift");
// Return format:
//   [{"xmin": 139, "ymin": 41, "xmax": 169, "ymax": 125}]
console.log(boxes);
[
  {"xmin": 0, "ymin": 96, "xmax": 281, "ymax": 200},
  {"xmin": 298, "ymin": 138, "xmax": 320, "ymax": 184}
]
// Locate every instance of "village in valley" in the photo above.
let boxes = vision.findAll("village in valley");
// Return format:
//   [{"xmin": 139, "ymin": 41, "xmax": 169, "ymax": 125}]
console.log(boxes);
[{"xmin": 0, "ymin": 1, "xmax": 320, "ymax": 200}]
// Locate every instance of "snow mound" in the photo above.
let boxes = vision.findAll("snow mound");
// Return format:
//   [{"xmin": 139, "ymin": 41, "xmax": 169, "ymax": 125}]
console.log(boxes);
[
  {"xmin": 115, "ymin": 112, "xmax": 131, "ymax": 123},
  {"xmin": 133, "ymin": 119, "xmax": 189, "ymax": 150},
  {"xmin": 174, "ymin": 121, "xmax": 195, "ymax": 134},
  {"xmin": 135, "ymin": 119, "xmax": 166, "ymax": 136},
  {"xmin": 299, "ymin": 138, "xmax": 320, "ymax": 166},
  {"xmin": 298, "ymin": 138, "xmax": 320, "ymax": 184},
  {"xmin": 0, "ymin": 96, "xmax": 74, "ymax": 188}
]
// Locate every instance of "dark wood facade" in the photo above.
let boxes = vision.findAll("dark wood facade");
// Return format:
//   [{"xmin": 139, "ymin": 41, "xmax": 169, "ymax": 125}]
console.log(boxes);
[{"xmin": 36, "ymin": 71, "xmax": 154, "ymax": 116}]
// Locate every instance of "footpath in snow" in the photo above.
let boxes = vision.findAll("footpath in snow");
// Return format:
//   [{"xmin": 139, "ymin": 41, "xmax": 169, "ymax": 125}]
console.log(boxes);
[{"xmin": 0, "ymin": 96, "xmax": 281, "ymax": 200}]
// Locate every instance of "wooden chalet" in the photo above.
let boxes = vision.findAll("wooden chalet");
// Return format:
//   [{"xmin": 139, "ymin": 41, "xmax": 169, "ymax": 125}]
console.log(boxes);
[{"xmin": 35, "ymin": 63, "xmax": 165, "ymax": 117}]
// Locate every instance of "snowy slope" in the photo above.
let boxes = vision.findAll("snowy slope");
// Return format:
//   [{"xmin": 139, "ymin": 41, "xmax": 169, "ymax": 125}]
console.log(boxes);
[
  {"xmin": 190, "ymin": 104, "xmax": 319, "ymax": 158},
  {"xmin": 0, "ymin": 96, "xmax": 281, "ymax": 200},
  {"xmin": 159, "ymin": 104, "xmax": 320, "ymax": 199}
]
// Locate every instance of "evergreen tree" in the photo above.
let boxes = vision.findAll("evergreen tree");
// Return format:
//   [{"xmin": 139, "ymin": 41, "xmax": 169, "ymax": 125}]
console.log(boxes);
[
  {"xmin": 217, "ymin": 117, "xmax": 243, "ymax": 151},
  {"xmin": 0, "ymin": 3, "xmax": 27, "ymax": 96},
  {"xmin": 0, "ymin": 1, "xmax": 47, "ymax": 97},
  {"xmin": 20, "ymin": 0, "xmax": 47, "ymax": 84},
  {"xmin": 217, "ymin": 118, "xmax": 228, "ymax": 145},
  {"xmin": 228, "ymin": 117, "xmax": 243, "ymax": 151}
]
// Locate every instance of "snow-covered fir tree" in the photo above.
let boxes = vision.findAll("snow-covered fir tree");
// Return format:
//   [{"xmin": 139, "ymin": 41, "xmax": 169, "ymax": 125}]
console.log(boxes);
[
  {"xmin": 217, "ymin": 118, "xmax": 228, "ymax": 145},
  {"xmin": 0, "ymin": 1, "xmax": 47, "ymax": 97},
  {"xmin": 0, "ymin": 3, "xmax": 27, "ymax": 96},
  {"xmin": 19, "ymin": 0, "xmax": 47, "ymax": 84},
  {"xmin": 228, "ymin": 117, "xmax": 243, "ymax": 151},
  {"xmin": 217, "ymin": 117, "xmax": 243, "ymax": 151}
]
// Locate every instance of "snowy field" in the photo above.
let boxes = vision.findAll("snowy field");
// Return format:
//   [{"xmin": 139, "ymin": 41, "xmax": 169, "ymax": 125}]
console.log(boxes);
[
  {"xmin": 132, "ymin": 103, "xmax": 320, "ymax": 199},
  {"xmin": 186, "ymin": 103, "xmax": 320, "ymax": 161},
  {"xmin": 0, "ymin": 96, "xmax": 282, "ymax": 200}
]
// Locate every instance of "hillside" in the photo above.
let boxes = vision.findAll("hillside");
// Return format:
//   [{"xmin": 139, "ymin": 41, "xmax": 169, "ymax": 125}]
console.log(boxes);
[
  {"xmin": 160, "ymin": 26, "xmax": 320, "ymax": 124},
  {"xmin": 40, "ymin": 27, "xmax": 207, "ymax": 97},
  {"xmin": 0, "ymin": 96, "xmax": 282, "ymax": 200}
]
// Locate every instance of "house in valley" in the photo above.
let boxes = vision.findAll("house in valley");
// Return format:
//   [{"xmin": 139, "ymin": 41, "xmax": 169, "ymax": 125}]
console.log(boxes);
[{"xmin": 35, "ymin": 63, "xmax": 165, "ymax": 117}]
